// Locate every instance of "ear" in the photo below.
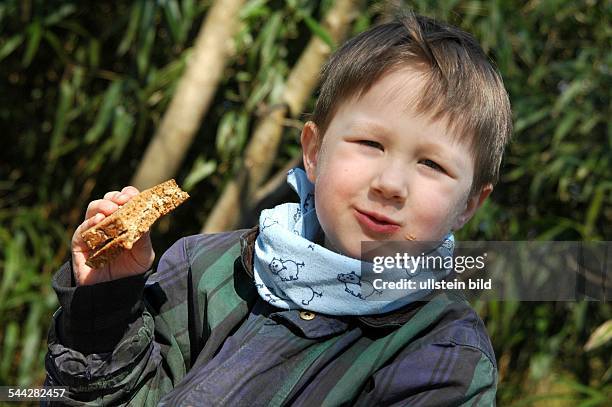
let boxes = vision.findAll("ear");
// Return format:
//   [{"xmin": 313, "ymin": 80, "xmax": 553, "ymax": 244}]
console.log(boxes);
[
  {"xmin": 452, "ymin": 183, "xmax": 493, "ymax": 230},
  {"xmin": 300, "ymin": 121, "xmax": 320, "ymax": 183}
]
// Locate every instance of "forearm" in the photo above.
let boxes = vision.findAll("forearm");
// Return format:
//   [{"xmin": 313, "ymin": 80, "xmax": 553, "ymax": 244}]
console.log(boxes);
[
  {"xmin": 51, "ymin": 261, "xmax": 150, "ymax": 353},
  {"xmin": 44, "ymin": 262, "xmax": 160, "ymax": 404},
  {"xmin": 44, "ymin": 238, "xmax": 192, "ymax": 405}
]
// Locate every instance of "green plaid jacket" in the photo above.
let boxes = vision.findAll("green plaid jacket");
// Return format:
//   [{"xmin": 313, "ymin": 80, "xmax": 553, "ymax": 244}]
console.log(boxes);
[{"xmin": 44, "ymin": 227, "xmax": 497, "ymax": 406}]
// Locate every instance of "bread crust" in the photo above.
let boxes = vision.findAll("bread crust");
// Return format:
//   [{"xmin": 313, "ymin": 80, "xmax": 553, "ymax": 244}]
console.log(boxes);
[{"xmin": 82, "ymin": 179, "xmax": 189, "ymax": 268}]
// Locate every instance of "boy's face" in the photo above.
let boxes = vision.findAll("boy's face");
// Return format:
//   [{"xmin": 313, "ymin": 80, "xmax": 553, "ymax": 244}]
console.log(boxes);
[{"xmin": 301, "ymin": 68, "xmax": 491, "ymax": 259}]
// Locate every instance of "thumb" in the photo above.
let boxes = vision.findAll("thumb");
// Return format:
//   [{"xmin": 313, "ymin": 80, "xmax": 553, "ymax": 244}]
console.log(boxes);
[{"xmin": 73, "ymin": 213, "xmax": 106, "ymax": 251}]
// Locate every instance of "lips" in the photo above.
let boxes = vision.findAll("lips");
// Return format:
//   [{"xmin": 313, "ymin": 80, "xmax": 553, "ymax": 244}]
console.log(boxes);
[{"xmin": 354, "ymin": 208, "xmax": 401, "ymax": 235}]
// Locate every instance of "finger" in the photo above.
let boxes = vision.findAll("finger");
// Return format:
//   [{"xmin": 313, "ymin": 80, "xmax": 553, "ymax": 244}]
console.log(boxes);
[
  {"xmin": 121, "ymin": 186, "xmax": 140, "ymax": 197},
  {"xmin": 85, "ymin": 199, "xmax": 119, "ymax": 219},
  {"xmin": 114, "ymin": 193, "xmax": 132, "ymax": 205},
  {"xmin": 113, "ymin": 186, "xmax": 140, "ymax": 205},
  {"xmin": 103, "ymin": 190, "xmax": 121, "ymax": 200}
]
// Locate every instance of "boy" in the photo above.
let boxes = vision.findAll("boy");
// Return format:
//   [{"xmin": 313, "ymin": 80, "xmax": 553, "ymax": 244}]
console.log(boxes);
[{"xmin": 45, "ymin": 12, "xmax": 511, "ymax": 406}]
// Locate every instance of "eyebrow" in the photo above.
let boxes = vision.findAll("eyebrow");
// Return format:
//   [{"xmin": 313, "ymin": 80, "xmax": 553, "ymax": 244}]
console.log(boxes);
[{"xmin": 349, "ymin": 121, "xmax": 392, "ymax": 136}]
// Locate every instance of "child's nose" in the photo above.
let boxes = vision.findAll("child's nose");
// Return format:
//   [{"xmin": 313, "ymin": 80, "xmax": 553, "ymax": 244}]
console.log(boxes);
[{"xmin": 371, "ymin": 164, "xmax": 408, "ymax": 201}]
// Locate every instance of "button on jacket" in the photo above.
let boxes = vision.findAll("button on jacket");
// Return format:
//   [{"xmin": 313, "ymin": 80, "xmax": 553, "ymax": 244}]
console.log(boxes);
[{"xmin": 44, "ymin": 227, "xmax": 497, "ymax": 406}]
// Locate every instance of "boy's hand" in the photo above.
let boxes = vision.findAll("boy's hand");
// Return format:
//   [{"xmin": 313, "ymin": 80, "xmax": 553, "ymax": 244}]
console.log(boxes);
[{"xmin": 71, "ymin": 186, "xmax": 155, "ymax": 286}]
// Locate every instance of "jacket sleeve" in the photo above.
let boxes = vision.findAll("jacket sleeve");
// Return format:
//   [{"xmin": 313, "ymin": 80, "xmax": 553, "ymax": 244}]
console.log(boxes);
[
  {"xmin": 355, "ymin": 341, "xmax": 498, "ymax": 406},
  {"xmin": 44, "ymin": 237, "xmax": 193, "ymax": 406}
]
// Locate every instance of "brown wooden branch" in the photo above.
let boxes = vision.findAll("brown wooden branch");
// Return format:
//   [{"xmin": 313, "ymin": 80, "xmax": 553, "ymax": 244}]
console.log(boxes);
[
  {"xmin": 130, "ymin": 0, "xmax": 245, "ymax": 190},
  {"xmin": 252, "ymin": 155, "xmax": 303, "ymax": 205}
]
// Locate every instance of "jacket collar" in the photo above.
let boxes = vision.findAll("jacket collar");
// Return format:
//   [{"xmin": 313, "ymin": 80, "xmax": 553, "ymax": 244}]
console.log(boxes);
[{"xmin": 239, "ymin": 226, "xmax": 431, "ymax": 328}]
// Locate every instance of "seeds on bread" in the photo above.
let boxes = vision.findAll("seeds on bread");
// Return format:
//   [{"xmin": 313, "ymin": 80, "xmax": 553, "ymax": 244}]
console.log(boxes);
[{"xmin": 82, "ymin": 179, "xmax": 189, "ymax": 269}]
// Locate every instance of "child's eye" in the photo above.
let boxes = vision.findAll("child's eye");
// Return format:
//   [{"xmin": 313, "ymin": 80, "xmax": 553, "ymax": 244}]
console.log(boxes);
[
  {"xmin": 357, "ymin": 140, "xmax": 384, "ymax": 150},
  {"xmin": 420, "ymin": 159, "xmax": 445, "ymax": 173}
]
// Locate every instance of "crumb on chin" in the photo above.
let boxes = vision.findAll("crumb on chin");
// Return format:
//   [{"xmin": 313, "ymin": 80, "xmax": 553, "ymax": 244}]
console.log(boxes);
[{"xmin": 404, "ymin": 233, "xmax": 416, "ymax": 241}]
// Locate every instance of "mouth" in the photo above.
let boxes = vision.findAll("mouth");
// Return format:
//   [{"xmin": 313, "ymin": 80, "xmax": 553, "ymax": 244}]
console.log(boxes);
[{"xmin": 354, "ymin": 208, "xmax": 401, "ymax": 235}]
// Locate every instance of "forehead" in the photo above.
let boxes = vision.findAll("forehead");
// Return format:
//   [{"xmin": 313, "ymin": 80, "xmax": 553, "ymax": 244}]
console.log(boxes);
[
  {"xmin": 330, "ymin": 69, "xmax": 466, "ymax": 145},
  {"xmin": 349, "ymin": 68, "xmax": 423, "ymax": 109},
  {"xmin": 332, "ymin": 69, "xmax": 434, "ymax": 132}
]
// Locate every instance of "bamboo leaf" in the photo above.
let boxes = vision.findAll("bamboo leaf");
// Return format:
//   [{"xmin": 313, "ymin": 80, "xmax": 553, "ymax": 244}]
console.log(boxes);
[
  {"xmin": 0, "ymin": 322, "xmax": 18, "ymax": 379},
  {"xmin": 502, "ymin": 167, "xmax": 525, "ymax": 182},
  {"xmin": 0, "ymin": 232, "xmax": 26, "ymax": 310},
  {"xmin": 110, "ymin": 106, "xmax": 135, "ymax": 161},
  {"xmin": 42, "ymin": 30, "xmax": 69, "ymax": 63},
  {"xmin": 118, "ymin": 1, "xmax": 143, "ymax": 56},
  {"xmin": 145, "ymin": 51, "xmax": 188, "ymax": 94},
  {"xmin": 183, "ymin": 157, "xmax": 217, "ymax": 191},
  {"xmin": 583, "ymin": 185, "xmax": 606, "ymax": 238},
  {"xmin": 49, "ymin": 80, "xmax": 74, "ymax": 160},
  {"xmin": 216, "ymin": 110, "xmax": 237, "ymax": 159},
  {"xmin": 162, "ymin": 0, "xmax": 182, "ymax": 42},
  {"xmin": 89, "ymin": 38, "xmax": 100, "ymax": 68},
  {"xmin": 49, "ymin": 139, "xmax": 80, "ymax": 160},
  {"xmin": 137, "ymin": 0, "xmax": 156, "ymax": 76},
  {"xmin": 239, "ymin": 0, "xmax": 270, "ymax": 20},
  {"xmin": 552, "ymin": 110, "xmax": 579, "ymax": 148},
  {"xmin": 0, "ymin": 4, "xmax": 6, "ymax": 25},
  {"xmin": 554, "ymin": 79, "xmax": 587, "ymax": 113},
  {"xmin": 42, "ymin": 4, "xmax": 76, "ymax": 26},
  {"xmin": 245, "ymin": 67, "xmax": 274, "ymax": 111},
  {"xmin": 260, "ymin": 11, "xmax": 282, "ymax": 66},
  {"xmin": 303, "ymin": 14, "xmax": 335, "ymax": 49},
  {"xmin": 22, "ymin": 20, "xmax": 43, "ymax": 67},
  {"xmin": 535, "ymin": 223, "xmax": 570, "ymax": 241},
  {"xmin": 137, "ymin": 23, "xmax": 156, "ymax": 77},
  {"xmin": 181, "ymin": 0, "xmax": 196, "ymax": 17},
  {"xmin": 17, "ymin": 302, "xmax": 43, "ymax": 386},
  {"xmin": 84, "ymin": 137, "xmax": 115, "ymax": 175},
  {"xmin": 84, "ymin": 81, "xmax": 123, "ymax": 144},
  {"xmin": 558, "ymin": 376, "xmax": 609, "ymax": 398},
  {"xmin": 55, "ymin": 20, "xmax": 91, "ymax": 37},
  {"xmin": 0, "ymin": 34, "xmax": 24, "ymax": 62},
  {"xmin": 514, "ymin": 107, "xmax": 549, "ymax": 133},
  {"xmin": 235, "ymin": 109, "xmax": 249, "ymax": 153},
  {"xmin": 181, "ymin": 0, "xmax": 197, "ymax": 35},
  {"xmin": 578, "ymin": 113, "xmax": 602, "ymax": 135}
]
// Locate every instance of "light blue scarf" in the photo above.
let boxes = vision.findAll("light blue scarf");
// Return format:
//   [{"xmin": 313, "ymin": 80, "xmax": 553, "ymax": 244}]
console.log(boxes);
[{"xmin": 253, "ymin": 168, "xmax": 455, "ymax": 316}]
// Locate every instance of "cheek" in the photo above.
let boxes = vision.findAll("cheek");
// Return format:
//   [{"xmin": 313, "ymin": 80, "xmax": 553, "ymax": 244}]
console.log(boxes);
[
  {"xmin": 410, "ymin": 181, "xmax": 460, "ymax": 231},
  {"xmin": 412, "ymin": 182, "xmax": 449, "ymax": 211},
  {"xmin": 314, "ymin": 169, "xmax": 347, "ymax": 220},
  {"xmin": 414, "ymin": 199, "xmax": 449, "ymax": 225},
  {"xmin": 317, "ymin": 159, "xmax": 357, "ymax": 200},
  {"xmin": 312, "ymin": 159, "xmax": 359, "ymax": 236}
]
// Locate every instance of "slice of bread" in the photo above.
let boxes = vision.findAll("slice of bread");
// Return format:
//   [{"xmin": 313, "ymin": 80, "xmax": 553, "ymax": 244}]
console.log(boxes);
[{"xmin": 82, "ymin": 179, "xmax": 190, "ymax": 269}]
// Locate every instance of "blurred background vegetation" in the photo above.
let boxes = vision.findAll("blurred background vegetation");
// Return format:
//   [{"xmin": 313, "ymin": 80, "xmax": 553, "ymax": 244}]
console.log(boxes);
[{"xmin": 0, "ymin": 0, "xmax": 610, "ymax": 405}]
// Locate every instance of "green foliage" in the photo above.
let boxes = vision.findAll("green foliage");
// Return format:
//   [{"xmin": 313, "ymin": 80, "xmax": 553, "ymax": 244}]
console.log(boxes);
[{"xmin": 0, "ymin": 0, "xmax": 609, "ymax": 405}]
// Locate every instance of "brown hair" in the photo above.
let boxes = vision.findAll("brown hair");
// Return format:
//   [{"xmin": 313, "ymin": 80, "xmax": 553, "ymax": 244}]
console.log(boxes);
[{"xmin": 309, "ymin": 12, "xmax": 512, "ymax": 196}]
